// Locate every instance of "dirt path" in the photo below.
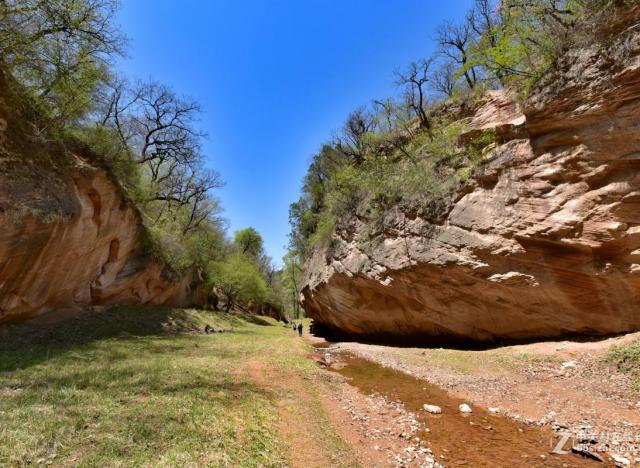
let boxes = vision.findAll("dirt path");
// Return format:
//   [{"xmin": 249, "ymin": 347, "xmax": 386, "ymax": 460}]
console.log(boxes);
[
  {"xmin": 240, "ymin": 354, "xmax": 441, "ymax": 467},
  {"xmin": 238, "ymin": 358, "xmax": 352, "ymax": 467}
]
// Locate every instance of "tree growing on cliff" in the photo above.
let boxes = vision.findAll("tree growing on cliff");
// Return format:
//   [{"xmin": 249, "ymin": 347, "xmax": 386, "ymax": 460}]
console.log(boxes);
[
  {"xmin": 429, "ymin": 60, "xmax": 459, "ymax": 98},
  {"xmin": 435, "ymin": 20, "xmax": 478, "ymax": 89},
  {"xmin": 0, "ymin": 0, "xmax": 125, "ymax": 127},
  {"xmin": 450, "ymin": 0, "xmax": 596, "ymax": 89},
  {"xmin": 394, "ymin": 59, "xmax": 433, "ymax": 131},
  {"xmin": 0, "ymin": 0, "xmax": 231, "ymax": 285},
  {"xmin": 335, "ymin": 106, "xmax": 377, "ymax": 165},
  {"xmin": 96, "ymin": 78, "xmax": 224, "ymax": 235}
]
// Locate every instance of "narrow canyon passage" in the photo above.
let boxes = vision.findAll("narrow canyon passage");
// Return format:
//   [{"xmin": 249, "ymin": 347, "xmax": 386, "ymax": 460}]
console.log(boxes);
[{"xmin": 2, "ymin": 1, "xmax": 640, "ymax": 467}]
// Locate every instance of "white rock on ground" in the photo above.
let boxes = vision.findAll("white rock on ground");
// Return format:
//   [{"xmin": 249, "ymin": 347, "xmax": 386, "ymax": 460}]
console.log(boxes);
[
  {"xmin": 423, "ymin": 404, "xmax": 442, "ymax": 414},
  {"xmin": 459, "ymin": 403, "xmax": 472, "ymax": 414},
  {"xmin": 611, "ymin": 454, "xmax": 630, "ymax": 466},
  {"xmin": 561, "ymin": 360, "xmax": 577, "ymax": 369},
  {"xmin": 488, "ymin": 407, "xmax": 500, "ymax": 414}
]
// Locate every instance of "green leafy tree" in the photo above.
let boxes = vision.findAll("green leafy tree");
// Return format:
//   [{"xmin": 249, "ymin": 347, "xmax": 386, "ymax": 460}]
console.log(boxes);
[
  {"xmin": 0, "ymin": 0, "xmax": 125, "ymax": 126},
  {"xmin": 281, "ymin": 250, "xmax": 304, "ymax": 319},
  {"xmin": 464, "ymin": 0, "xmax": 599, "ymax": 88},
  {"xmin": 233, "ymin": 227, "xmax": 264, "ymax": 259},
  {"xmin": 208, "ymin": 254, "xmax": 267, "ymax": 312}
]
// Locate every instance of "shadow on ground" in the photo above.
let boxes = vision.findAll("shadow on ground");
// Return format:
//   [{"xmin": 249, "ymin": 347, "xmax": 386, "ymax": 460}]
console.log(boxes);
[
  {"xmin": 310, "ymin": 320, "xmax": 634, "ymax": 351},
  {"xmin": 0, "ymin": 305, "xmax": 271, "ymax": 371},
  {"xmin": 241, "ymin": 314, "xmax": 274, "ymax": 326}
]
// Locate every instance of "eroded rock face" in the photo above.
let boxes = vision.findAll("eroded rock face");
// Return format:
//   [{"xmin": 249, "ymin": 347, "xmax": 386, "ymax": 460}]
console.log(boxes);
[
  {"xmin": 0, "ymin": 85, "xmax": 197, "ymax": 323},
  {"xmin": 302, "ymin": 11, "xmax": 640, "ymax": 343}
]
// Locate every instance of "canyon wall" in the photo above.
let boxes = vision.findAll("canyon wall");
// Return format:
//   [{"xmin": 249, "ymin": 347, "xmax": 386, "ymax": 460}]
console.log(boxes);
[
  {"xmin": 302, "ymin": 8, "xmax": 640, "ymax": 343},
  {"xmin": 0, "ymin": 82, "xmax": 198, "ymax": 324}
]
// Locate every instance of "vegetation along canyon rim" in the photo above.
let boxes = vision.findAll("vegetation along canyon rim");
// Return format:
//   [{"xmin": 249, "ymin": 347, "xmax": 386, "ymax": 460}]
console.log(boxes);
[{"xmin": 1, "ymin": 0, "xmax": 640, "ymax": 466}]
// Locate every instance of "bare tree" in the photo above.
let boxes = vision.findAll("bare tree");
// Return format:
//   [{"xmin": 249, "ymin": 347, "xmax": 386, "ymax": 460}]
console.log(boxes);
[
  {"xmin": 372, "ymin": 97, "xmax": 412, "ymax": 135},
  {"xmin": 394, "ymin": 58, "xmax": 433, "ymax": 131},
  {"xmin": 335, "ymin": 106, "xmax": 376, "ymax": 165},
  {"xmin": 430, "ymin": 60, "xmax": 458, "ymax": 98},
  {"xmin": 468, "ymin": 0, "xmax": 499, "ymax": 42},
  {"xmin": 435, "ymin": 21, "xmax": 478, "ymax": 88},
  {"xmin": 372, "ymin": 98, "xmax": 417, "ymax": 162},
  {"xmin": 97, "ymin": 78, "xmax": 223, "ymax": 233}
]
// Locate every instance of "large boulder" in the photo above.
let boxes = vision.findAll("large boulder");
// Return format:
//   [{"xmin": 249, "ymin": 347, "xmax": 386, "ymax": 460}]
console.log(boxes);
[{"xmin": 301, "ymin": 9, "xmax": 640, "ymax": 344}]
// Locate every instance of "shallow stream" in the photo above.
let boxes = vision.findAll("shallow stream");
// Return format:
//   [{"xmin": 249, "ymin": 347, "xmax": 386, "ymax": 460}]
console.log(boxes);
[{"xmin": 314, "ymin": 343, "xmax": 610, "ymax": 467}]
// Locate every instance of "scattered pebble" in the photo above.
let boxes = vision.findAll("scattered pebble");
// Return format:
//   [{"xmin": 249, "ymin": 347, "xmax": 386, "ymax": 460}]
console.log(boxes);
[
  {"xmin": 459, "ymin": 403, "xmax": 472, "ymax": 414},
  {"xmin": 611, "ymin": 454, "xmax": 630, "ymax": 466},
  {"xmin": 331, "ymin": 383, "xmax": 441, "ymax": 467},
  {"xmin": 424, "ymin": 404, "xmax": 442, "ymax": 414}
]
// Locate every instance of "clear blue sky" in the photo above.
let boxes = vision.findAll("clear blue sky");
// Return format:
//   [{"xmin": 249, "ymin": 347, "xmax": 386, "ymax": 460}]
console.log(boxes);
[{"xmin": 116, "ymin": 0, "xmax": 473, "ymax": 265}]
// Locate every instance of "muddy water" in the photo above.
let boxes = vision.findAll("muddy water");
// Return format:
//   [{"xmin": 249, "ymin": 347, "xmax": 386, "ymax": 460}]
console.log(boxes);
[{"xmin": 320, "ymin": 348, "xmax": 609, "ymax": 467}]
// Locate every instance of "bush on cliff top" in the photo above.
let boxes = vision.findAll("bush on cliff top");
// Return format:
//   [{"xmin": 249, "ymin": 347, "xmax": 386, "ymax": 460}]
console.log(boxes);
[{"xmin": 287, "ymin": 0, "xmax": 616, "ymax": 261}]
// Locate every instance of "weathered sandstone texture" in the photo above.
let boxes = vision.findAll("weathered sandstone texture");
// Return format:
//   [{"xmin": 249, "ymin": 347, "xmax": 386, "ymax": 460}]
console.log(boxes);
[
  {"xmin": 302, "ymin": 10, "xmax": 640, "ymax": 343},
  {"xmin": 0, "ymin": 81, "xmax": 198, "ymax": 323}
]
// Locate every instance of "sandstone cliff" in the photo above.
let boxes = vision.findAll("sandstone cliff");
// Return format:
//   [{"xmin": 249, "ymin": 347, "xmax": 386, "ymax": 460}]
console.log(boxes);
[
  {"xmin": 0, "ymin": 80, "xmax": 198, "ymax": 323},
  {"xmin": 302, "ymin": 8, "xmax": 640, "ymax": 343}
]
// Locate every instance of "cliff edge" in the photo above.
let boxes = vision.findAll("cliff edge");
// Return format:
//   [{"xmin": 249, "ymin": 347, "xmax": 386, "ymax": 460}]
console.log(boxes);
[
  {"xmin": 0, "ymin": 78, "xmax": 198, "ymax": 323},
  {"xmin": 302, "ymin": 7, "xmax": 640, "ymax": 343}
]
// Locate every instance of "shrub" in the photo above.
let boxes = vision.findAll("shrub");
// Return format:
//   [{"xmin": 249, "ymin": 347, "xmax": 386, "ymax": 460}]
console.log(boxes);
[
  {"xmin": 72, "ymin": 125, "xmax": 143, "ymax": 199},
  {"xmin": 608, "ymin": 342, "xmax": 640, "ymax": 391},
  {"xmin": 207, "ymin": 254, "xmax": 268, "ymax": 312},
  {"xmin": 608, "ymin": 342, "xmax": 640, "ymax": 375},
  {"xmin": 308, "ymin": 212, "xmax": 336, "ymax": 249}
]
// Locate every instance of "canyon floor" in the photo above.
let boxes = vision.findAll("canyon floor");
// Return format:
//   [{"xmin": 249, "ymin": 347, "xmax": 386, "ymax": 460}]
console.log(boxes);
[{"xmin": 0, "ymin": 307, "xmax": 638, "ymax": 467}]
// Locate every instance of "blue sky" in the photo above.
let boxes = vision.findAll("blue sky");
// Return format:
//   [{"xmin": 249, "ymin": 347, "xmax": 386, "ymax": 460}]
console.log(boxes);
[{"xmin": 116, "ymin": 0, "xmax": 473, "ymax": 265}]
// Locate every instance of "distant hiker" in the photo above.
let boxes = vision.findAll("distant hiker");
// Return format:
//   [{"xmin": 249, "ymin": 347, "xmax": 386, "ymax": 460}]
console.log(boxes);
[
  {"xmin": 291, "ymin": 322, "xmax": 296, "ymax": 332},
  {"xmin": 297, "ymin": 323, "xmax": 303, "ymax": 337}
]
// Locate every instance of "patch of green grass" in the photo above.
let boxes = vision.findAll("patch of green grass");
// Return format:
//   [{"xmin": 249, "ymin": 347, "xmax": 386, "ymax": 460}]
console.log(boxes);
[
  {"xmin": 398, "ymin": 346, "xmax": 559, "ymax": 375},
  {"xmin": 507, "ymin": 352, "xmax": 558, "ymax": 368},
  {"xmin": 608, "ymin": 342, "xmax": 640, "ymax": 389},
  {"xmin": 0, "ymin": 306, "xmax": 316, "ymax": 467}
]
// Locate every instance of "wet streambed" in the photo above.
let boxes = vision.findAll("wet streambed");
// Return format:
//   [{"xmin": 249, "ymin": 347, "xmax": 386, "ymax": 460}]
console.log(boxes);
[{"xmin": 314, "ymin": 344, "xmax": 610, "ymax": 467}]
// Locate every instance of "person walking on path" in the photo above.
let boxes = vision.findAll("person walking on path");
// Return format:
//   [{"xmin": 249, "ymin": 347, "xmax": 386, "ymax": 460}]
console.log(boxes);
[{"xmin": 297, "ymin": 322, "xmax": 303, "ymax": 337}]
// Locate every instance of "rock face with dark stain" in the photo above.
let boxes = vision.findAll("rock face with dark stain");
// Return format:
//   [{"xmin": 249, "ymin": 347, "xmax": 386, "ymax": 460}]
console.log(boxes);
[
  {"xmin": 0, "ymin": 78, "xmax": 199, "ymax": 323},
  {"xmin": 302, "ymin": 8, "xmax": 640, "ymax": 343}
]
